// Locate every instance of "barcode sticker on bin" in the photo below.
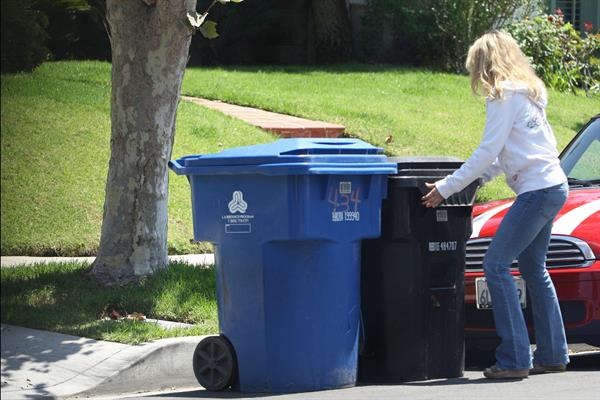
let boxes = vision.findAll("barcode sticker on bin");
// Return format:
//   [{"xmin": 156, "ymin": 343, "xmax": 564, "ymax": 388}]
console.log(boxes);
[
  {"xmin": 436, "ymin": 210, "xmax": 448, "ymax": 222},
  {"xmin": 339, "ymin": 181, "xmax": 352, "ymax": 194}
]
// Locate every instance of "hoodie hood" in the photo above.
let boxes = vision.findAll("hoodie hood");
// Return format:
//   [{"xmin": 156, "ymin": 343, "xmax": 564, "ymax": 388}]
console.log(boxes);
[{"xmin": 498, "ymin": 80, "xmax": 548, "ymax": 109}]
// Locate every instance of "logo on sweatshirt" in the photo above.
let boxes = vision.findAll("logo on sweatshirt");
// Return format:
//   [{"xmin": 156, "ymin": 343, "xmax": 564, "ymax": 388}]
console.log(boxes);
[{"xmin": 527, "ymin": 117, "xmax": 541, "ymax": 129}]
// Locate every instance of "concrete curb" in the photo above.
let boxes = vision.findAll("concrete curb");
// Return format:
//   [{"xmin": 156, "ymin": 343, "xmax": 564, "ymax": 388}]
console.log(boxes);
[
  {"xmin": 0, "ymin": 254, "xmax": 215, "ymax": 268},
  {"xmin": 1, "ymin": 325, "xmax": 207, "ymax": 400},
  {"xmin": 69, "ymin": 336, "xmax": 206, "ymax": 399}
]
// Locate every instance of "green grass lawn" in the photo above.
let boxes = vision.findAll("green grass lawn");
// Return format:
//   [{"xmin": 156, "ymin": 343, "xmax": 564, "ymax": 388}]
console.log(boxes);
[
  {"xmin": 1, "ymin": 262, "xmax": 218, "ymax": 344},
  {"xmin": 2, "ymin": 61, "xmax": 598, "ymax": 256},
  {"xmin": 182, "ymin": 64, "xmax": 599, "ymax": 201},
  {"xmin": 1, "ymin": 61, "xmax": 275, "ymax": 256}
]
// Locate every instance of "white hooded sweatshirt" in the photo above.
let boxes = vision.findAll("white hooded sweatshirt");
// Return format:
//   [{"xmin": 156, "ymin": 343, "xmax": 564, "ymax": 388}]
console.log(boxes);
[{"xmin": 435, "ymin": 81, "xmax": 567, "ymax": 199}]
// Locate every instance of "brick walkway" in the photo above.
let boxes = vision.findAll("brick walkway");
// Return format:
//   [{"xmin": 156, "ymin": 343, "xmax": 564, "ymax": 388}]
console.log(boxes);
[{"xmin": 181, "ymin": 96, "xmax": 345, "ymax": 138}]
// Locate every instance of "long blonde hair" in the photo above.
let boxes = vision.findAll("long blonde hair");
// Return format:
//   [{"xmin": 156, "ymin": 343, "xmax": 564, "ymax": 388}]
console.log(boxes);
[{"xmin": 465, "ymin": 30, "xmax": 545, "ymax": 101}]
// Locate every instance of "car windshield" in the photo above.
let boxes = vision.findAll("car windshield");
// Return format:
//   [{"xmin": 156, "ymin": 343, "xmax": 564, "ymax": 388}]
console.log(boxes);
[{"xmin": 560, "ymin": 118, "xmax": 600, "ymax": 185}]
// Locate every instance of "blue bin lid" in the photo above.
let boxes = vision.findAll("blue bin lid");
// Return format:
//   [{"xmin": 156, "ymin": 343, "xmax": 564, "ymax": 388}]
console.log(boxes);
[{"xmin": 169, "ymin": 138, "xmax": 397, "ymax": 176}]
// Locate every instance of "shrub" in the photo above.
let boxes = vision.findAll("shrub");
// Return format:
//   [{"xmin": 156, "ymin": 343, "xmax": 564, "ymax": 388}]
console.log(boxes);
[
  {"xmin": 35, "ymin": 0, "xmax": 108, "ymax": 61},
  {"xmin": 0, "ymin": 0, "xmax": 105, "ymax": 73},
  {"xmin": 359, "ymin": 0, "xmax": 440, "ymax": 66},
  {"xmin": 428, "ymin": 0, "xmax": 542, "ymax": 72},
  {"xmin": 360, "ymin": 0, "xmax": 542, "ymax": 72},
  {"xmin": 506, "ymin": 11, "xmax": 600, "ymax": 95},
  {"xmin": 1, "ymin": 0, "xmax": 49, "ymax": 73}
]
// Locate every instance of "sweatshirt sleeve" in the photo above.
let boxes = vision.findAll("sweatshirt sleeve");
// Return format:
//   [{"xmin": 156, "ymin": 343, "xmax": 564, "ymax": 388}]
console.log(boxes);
[
  {"xmin": 481, "ymin": 158, "xmax": 503, "ymax": 184},
  {"xmin": 435, "ymin": 97, "xmax": 516, "ymax": 199}
]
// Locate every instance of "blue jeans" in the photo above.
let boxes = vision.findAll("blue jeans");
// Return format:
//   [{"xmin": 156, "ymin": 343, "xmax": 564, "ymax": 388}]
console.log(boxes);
[{"xmin": 483, "ymin": 182, "xmax": 569, "ymax": 370}]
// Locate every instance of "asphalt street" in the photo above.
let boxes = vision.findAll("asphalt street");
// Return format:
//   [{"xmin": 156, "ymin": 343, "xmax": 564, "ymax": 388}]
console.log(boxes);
[{"xmin": 124, "ymin": 352, "xmax": 600, "ymax": 400}]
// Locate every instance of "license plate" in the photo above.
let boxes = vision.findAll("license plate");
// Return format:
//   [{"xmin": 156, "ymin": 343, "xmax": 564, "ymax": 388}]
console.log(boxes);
[{"xmin": 476, "ymin": 276, "xmax": 526, "ymax": 310}]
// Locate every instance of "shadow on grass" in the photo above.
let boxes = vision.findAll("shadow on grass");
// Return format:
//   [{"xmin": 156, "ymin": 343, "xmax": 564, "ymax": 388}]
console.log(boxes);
[
  {"xmin": 1, "ymin": 262, "xmax": 217, "ymax": 397},
  {"xmin": 186, "ymin": 63, "xmax": 453, "ymax": 76},
  {"xmin": 0, "ymin": 262, "xmax": 218, "ymax": 343}
]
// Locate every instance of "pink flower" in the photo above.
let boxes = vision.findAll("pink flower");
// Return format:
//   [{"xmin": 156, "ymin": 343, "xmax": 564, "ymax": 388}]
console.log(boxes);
[
  {"xmin": 583, "ymin": 22, "xmax": 593, "ymax": 32},
  {"xmin": 554, "ymin": 8, "xmax": 563, "ymax": 17}
]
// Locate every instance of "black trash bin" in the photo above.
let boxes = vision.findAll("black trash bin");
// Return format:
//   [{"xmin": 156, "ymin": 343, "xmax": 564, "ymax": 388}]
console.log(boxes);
[{"xmin": 359, "ymin": 157, "xmax": 480, "ymax": 383}]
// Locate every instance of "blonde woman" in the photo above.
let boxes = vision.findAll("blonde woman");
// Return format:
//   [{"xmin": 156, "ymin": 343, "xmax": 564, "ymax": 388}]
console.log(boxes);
[{"xmin": 421, "ymin": 31, "xmax": 569, "ymax": 379}]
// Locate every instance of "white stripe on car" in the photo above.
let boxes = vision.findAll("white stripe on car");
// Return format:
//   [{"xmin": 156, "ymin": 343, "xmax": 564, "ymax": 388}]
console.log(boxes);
[
  {"xmin": 551, "ymin": 199, "xmax": 600, "ymax": 235},
  {"xmin": 470, "ymin": 202, "xmax": 514, "ymax": 238}
]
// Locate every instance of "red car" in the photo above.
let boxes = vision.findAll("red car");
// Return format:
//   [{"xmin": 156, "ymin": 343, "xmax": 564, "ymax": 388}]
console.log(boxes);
[{"xmin": 465, "ymin": 114, "xmax": 600, "ymax": 347}]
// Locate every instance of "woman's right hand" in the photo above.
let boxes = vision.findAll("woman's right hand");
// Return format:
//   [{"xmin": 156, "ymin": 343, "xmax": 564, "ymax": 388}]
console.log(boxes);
[{"xmin": 421, "ymin": 182, "xmax": 445, "ymax": 208}]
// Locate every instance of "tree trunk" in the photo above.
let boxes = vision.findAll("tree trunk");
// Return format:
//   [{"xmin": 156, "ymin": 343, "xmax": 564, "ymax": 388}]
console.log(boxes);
[
  {"xmin": 309, "ymin": 0, "xmax": 353, "ymax": 63},
  {"xmin": 90, "ymin": 0, "xmax": 195, "ymax": 286}
]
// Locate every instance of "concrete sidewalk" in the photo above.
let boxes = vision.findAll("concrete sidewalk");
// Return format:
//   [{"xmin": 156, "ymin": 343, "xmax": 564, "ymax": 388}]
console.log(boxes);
[
  {"xmin": 1, "ymin": 324, "xmax": 204, "ymax": 399},
  {"xmin": 0, "ymin": 254, "xmax": 215, "ymax": 268},
  {"xmin": 182, "ymin": 96, "xmax": 345, "ymax": 138}
]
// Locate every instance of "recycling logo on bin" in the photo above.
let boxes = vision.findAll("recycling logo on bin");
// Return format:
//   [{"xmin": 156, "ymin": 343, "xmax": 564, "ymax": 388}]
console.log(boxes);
[
  {"xmin": 228, "ymin": 191, "xmax": 248, "ymax": 214},
  {"xmin": 328, "ymin": 181, "xmax": 361, "ymax": 222},
  {"xmin": 222, "ymin": 190, "xmax": 254, "ymax": 234}
]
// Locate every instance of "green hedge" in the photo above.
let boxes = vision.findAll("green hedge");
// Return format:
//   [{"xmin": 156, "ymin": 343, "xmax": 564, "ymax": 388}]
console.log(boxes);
[
  {"xmin": 1, "ymin": 0, "xmax": 49, "ymax": 73},
  {"xmin": 507, "ymin": 12, "xmax": 600, "ymax": 94}
]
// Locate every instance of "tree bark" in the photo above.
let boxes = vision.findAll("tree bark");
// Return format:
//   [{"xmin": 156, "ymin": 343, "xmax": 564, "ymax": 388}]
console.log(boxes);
[
  {"xmin": 309, "ymin": 0, "xmax": 353, "ymax": 63},
  {"xmin": 90, "ymin": 0, "xmax": 195, "ymax": 286}
]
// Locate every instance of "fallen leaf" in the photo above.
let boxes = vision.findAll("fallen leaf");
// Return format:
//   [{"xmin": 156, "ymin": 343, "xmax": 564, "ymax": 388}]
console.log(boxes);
[{"xmin": 126, "ymin": 312, "xmax": 146, "ymax": 321}]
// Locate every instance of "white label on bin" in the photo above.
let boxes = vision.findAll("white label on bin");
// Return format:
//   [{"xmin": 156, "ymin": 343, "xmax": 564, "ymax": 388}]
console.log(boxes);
[
  {"xmin": 436, "ymin": 210, "xmax": 448, "ymax": 222},
  {"xmin": 225, "ymin": 224, "xmax": 251, "ymax": 234},
  {"xmin": 222, "ymin": 215, "xmax": 254, "ymax": 233},
  {"xmin": 222, "ymin": 190, "xmax": 254, "ymax": 234},
  {"xmin": 428, "ymin": 241, "xmax": 458, "ymax": 252},
  {"xmin": 332, "ymin": 211, "xmax": 344, "ymax": 222}
]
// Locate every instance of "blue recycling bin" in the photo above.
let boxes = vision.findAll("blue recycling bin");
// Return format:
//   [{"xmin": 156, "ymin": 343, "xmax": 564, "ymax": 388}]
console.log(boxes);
[{"xmin": 169, "ymin": 139, "xmax": 396, "ymax": 393}]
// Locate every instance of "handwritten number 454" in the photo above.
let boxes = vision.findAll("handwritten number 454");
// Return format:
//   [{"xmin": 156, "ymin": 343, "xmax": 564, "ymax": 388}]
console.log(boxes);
[{"xmin": 328, "ymin": 187, "xmax": 361, "ymax": 212}]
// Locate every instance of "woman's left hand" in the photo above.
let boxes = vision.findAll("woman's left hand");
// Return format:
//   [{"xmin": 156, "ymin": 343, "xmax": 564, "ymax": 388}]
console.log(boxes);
[{"xmin": 421, "ymin": 182, "xmax": 444, "ymax": 208}]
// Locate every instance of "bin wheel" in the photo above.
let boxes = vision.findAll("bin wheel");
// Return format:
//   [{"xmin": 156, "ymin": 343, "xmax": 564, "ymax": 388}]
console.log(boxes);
[{"xmin": 192, "ymin": 335, "xmax": 237, "ymax": 391}]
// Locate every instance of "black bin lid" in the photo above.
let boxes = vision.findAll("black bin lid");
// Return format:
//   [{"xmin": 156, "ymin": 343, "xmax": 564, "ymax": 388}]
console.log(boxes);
[
  {"xmin": 390, "ymin": 156, "xmax": 464, "ymax": 176},
  {"xmin": 388, "ymin": 156, "xmax": 479, "ymax": 207}
]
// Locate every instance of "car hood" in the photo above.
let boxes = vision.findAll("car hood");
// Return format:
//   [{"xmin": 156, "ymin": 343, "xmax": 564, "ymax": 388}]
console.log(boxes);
[{"xmin": 471, "ymin": 188, "xmax": 600, "ymax": 256}]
